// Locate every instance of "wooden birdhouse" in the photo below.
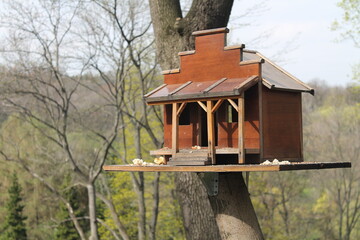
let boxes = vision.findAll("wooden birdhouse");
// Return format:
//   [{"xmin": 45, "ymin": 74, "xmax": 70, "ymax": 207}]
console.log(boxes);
[{"xmin": 145, "ymin": 27, "xmax": 314, "ymax": 166}]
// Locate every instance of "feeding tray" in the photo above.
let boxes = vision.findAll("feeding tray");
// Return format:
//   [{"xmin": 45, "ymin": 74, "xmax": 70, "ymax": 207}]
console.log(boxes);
[{"xmin": 103, "ymin": 162, "xmax": 351, "ymax": 173}]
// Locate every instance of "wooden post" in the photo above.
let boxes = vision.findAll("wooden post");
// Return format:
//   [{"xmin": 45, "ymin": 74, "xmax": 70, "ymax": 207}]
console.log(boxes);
[
  {"xmin": 207, "ymin": 101, "xmax": 216, "ymax": 164},
  {"xmin": 238, "ymin": 94, "xmax": 245, "ymax": 163},
  {"xmin": 172, "ymin": 103, "xmax": 179, "ymax": 155}
]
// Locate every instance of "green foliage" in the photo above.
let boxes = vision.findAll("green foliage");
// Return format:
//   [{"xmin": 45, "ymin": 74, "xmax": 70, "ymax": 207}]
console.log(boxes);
[
  {"xmin": 98, "ymin": 172, "xmax": 138, "ymax": 239},
  {"xmin": 1, "ymin": 172, "xmax": 27, "ymax": 240},
  {"xmin": 332, "ymin": 0, "xmax": 360, "ymax": 86},
  {"xmin": 332, "ymin": 0, "xmax": 360, "ymax": 47},
  {"xmin": 54, "ymin": 175, "xmax": 89, "ymax": 240}
]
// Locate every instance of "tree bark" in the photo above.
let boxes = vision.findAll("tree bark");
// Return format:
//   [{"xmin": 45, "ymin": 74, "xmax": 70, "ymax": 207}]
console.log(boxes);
[
  {"xmin": 209, "ymin": 173, "xmax": 264, "ymax": 240},
  {"xmin": 175, "ymin": 172, "xmax": 221, "ymax": 240},
  {"xmin": 149, "ymin": 1, "xmax": 264, "ymax": 239}
]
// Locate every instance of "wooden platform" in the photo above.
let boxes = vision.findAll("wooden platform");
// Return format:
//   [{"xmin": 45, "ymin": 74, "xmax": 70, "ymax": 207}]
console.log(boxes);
[
  {"xmin": 150, "ymin": 148, "xmax": 260, "ymax": 156},
  {"xmin": 103, "ymin": 162, "xmax": 351, "ymax": 173}
]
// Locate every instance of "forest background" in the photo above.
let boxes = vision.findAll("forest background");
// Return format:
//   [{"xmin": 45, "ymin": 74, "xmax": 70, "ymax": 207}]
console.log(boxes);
[{"xmin": 0, "ymin": 0, "xmax": 359, "ymax": 240}]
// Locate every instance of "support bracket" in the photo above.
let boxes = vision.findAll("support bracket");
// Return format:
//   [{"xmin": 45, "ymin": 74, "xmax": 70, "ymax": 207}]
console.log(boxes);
[{"xmin": 198, "ymin": 172, "xmax": 219, "ymax": 196}]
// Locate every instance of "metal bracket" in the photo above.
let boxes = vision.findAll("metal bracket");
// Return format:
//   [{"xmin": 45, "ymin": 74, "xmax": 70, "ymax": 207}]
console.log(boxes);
[{"xmin": 198, "ymin": 172, "xmax": 219, "ymax": 196}]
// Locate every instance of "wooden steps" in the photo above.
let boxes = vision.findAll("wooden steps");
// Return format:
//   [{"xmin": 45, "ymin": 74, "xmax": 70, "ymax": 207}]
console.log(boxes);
[{"xmin": 168, "ymin": 150, "xmax": 211, "ymax": 166}]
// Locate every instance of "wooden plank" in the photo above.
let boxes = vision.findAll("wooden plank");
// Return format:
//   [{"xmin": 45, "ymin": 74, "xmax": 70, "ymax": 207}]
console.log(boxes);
[
  {"xmin": 227, "ymin": 99, "xmax": 238, "ymax": 112},
  {"xmin": 103, "ymin": 162, "xmax": 351, "ymax": 173},
  {"xmin": 234, "ymin": 76, "xmax": 258, "ymax": 93},
  {"xmin": 211, "ymin": 99, "xmax": 224, "ymax": 113},
  {"xmin": 207, "ymin": 101, "xmax": 216, "ymax": 164},
  {"xmin": 262, "ymin": 78, "xmax": 275, "ymax": 89},
  {"xmin": 259, "ymin": 77, "xmax": 264, "ymax": 162},
  {"xmin": 278, "ymin": 162, "xmax": 351, "ymax": 171},
  {"xmin": 197, "ymin": 101, "xmax": 207, "ymax": 112},
  {"xmin": 238, "ymin": 95, "xmax": 245, "ymax": 164},
  {"xmin": 224, "ymin": 44, "xmax": 245, "ymax": 51},
  {"xmin": 203, "ymin": 78, "xmax": 227, "ymax": 93},
  {"xmin": 192, "ymin": 27, "xmax": 229, "ymax": 36},
  {"xmin": 168, "ymin": 81, "xmax": 192, "ymax": 95},
  {"xmin": 172, "ymin": 103, "xmax": 179, "ymax": 155},
  {"xmin": 239, "ymin": 59, "xmax": 264, "ymax": 66},
  {"xmin": 161, "ymin": 68, "xmax": 180, "ymax": 75},
  {"xmin": 144, "ymin": 84, "xmax": 167, "ymax": 98},
  {"xmin": 178, "ymin": 50, "xmax": 196, "ymax": 56},
  {"xmin": 261, "ymin": 87, "xmax": 303, "ymax": 160},
  {"xmin": 150, "ymin": 148, "xmax": 260, "ymax": 156},
  {"xmin": 177, "ymin": 102, "xmax": 187, "ymax": 116}
]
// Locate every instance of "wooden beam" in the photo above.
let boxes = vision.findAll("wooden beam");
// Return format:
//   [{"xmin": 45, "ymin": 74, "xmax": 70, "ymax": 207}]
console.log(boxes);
[
  {"xmin": 177, "ymin": 102, "xmax": 187, "ymax": 116},
  {"xmin": 224, "ymin": 44, "xmax": 245, "ymax": 51},
  {"xmin": 178, "ymin": 50, "xmax": 196, "ymax": 56},
  {"xmin": 168, "ymin": 81, "xmax": 192, "ymax": 95},
  {"xmin": 212, "ymin": 99, "xmax": 224, "ymax": 113},
  {"xmin": 227, "ymin": 99, "xmax": 238, "ymax": 112},
  {"xmin": 161, "ymin": 68, "xmax": 180, "ymax": 75},
  {"xmin": 207, "ymin": 101, "xmax": 216, "ymax": 164},
  {"xmin": 172, "ymin": 103, "xmax": 179, "ymax": 155},
  {"xmin": 239, "ymin": 59, "xmax": 264, "ymax": 66},
  {"xmin": 238, "ymin": 94, "xmax": 245, "ymax": 164},
  {"xmin": 144, "ymin": 84, "xmax": 167, "ymax": 98},
  {"xmin": 203, "ymin": 78, "xmax": 227, "ymax": 93},
  {"xmin": 192, "ymin": 27, "xmax": 229, "ymax": 36},
  {"xmin": 233, "ymin": 76, "xmax": 259, "ymax": 93},
  {"xmin": 197, "ymin": 101, "xmax": 207, "ymax": 112}
]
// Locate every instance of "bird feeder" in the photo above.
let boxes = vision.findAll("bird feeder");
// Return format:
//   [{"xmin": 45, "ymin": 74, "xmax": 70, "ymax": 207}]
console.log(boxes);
[{"xmin": 104, "ymin": 27, "xmax": 350, "ymax": 172}]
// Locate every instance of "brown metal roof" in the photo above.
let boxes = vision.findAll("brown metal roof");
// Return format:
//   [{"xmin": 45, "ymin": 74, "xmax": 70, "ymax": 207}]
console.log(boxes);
[
  {"xmin": 145, "ymin": 76, "xmax": 258, "ymax": 104},
  {"xmin": 243, "ymin": 50, "xmax": 314, "ymax": 94}
]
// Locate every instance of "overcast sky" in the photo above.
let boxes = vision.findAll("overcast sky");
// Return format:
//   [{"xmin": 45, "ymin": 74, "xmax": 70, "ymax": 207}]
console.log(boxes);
[{"xmin": 228, "ymin": 0, "xmax": 359, "ymax": 86}]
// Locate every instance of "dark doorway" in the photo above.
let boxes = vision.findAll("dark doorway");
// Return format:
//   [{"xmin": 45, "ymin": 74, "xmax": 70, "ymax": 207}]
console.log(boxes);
[{"xmin": 199, "ymin": 102, "xmax": 218, "ymax": 147}]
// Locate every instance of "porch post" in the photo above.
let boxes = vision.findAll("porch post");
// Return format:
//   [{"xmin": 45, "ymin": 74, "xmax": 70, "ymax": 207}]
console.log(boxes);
[
  {"xmin": 172, "ymin": 103, "xmax": 179, "ymax": 155},
  {"xmin": 238, "ymin": 94, "xmax": 245, "ymax": 163},
  {"xmin": 206, "ymin": 101, "xmax": 216, "ymax": 164}
]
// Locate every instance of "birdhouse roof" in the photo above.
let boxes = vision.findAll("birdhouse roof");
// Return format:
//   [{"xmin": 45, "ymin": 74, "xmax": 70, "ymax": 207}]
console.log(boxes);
[
  {"xmin": 145, "ymin": 76, "xmax": 259, "ymax": 104},
  {"xmin": 243, "ymin": 50, "xmax": 314, "ymax": 94}
]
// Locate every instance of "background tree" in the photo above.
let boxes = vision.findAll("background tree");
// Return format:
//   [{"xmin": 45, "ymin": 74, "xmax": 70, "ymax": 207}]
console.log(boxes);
[
  {"xmin": 332, "ymin": 0, "xmax": 360, "ymax": 85},
  {"xmin": 0, "ymin": 0, "xmax": 172, "ymax": 239},
  {"xmin": 1, "ymin": 172, "xmax": 27, "ymax": 240}
]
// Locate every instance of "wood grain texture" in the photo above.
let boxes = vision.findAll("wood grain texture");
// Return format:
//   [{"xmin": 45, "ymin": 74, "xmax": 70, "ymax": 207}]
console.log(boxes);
[
  {"xmin": 207, "ymin": 101, "xmax": 216, "ymax": 164},
  {"xmin": 261, "ymin": 86, "xmax": 303, "ymax": 161},
  {"xmin": 238, "ymin": 95, "xmax": 245, "ymax": 164},
  {"xmin": 172, "ymin": 103, "xmax": 179, "ymax": 154},
  {"xmin": 164, "ymin": 33, "xmax": 261, "ymax": 85}
]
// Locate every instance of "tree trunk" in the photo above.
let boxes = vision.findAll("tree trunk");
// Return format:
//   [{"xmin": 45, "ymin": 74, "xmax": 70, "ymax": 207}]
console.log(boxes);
[
  {"xmin": 209, "ymin": 173, "xmax": 264, "ymax": 240},
  {"xmin": 175, "ymin": 172, "xmax": 221, "ymax": 239},
  {"xmin": 149, "ymin": 1, "xmax": 264, "ymax": 239},
  {"xmin": 87, "ymin": 183, "xmax": 99, "ymax": 240}
]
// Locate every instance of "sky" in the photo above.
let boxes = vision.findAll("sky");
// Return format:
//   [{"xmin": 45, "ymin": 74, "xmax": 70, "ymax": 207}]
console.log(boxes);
[{"xmin": 228, "ymin": 0, "xmax": 359, "ymax": 86}]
